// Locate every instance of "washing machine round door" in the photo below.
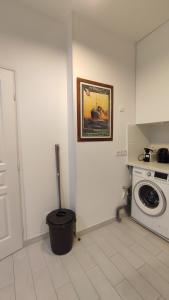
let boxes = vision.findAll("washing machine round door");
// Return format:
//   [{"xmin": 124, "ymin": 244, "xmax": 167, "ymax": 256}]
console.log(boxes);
[{"xmin": 133, "ymin": 180, "xmax": 166, "ymax": 216}]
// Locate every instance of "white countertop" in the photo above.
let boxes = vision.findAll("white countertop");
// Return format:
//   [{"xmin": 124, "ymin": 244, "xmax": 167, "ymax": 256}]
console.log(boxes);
[{"xmin": 127, "ymin": 160, "xmax": 169, "ymax": 173}]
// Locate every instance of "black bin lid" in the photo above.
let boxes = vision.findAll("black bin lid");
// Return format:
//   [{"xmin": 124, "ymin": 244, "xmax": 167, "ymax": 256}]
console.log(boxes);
[{"xmin": 46, "ymin": 209, "xmax": 76, "ymax": 226}]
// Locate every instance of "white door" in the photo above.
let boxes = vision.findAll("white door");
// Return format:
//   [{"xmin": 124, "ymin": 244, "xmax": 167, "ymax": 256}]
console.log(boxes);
[{"xmin": 0, "ymin": 68, "xmax": 23, "ymax": 260}]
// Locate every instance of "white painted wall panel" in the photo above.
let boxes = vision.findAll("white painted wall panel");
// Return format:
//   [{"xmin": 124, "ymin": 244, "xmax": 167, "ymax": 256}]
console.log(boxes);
[
  {"xmin": 136, "ymin": 21, "xmax": 169, "ymax": 124},
  {"xmin": 73, "ymin": 15, "xmax": 135, "ymax": 231},
  {"xmin": 0, "ymin": 1, "xmax": 69, "ymax": 240}
]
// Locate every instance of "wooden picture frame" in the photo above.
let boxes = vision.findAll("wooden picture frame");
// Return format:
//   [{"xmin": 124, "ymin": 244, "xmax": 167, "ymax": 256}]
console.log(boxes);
[{"xmin": 77, "ymin": 78, "xmax": 113, "ymax": 142}]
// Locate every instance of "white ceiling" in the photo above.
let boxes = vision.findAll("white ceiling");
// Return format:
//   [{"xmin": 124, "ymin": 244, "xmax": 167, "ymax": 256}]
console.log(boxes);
[{"xmin": 16, "ymin": 0, "xmax": 169, "ymax": 41}]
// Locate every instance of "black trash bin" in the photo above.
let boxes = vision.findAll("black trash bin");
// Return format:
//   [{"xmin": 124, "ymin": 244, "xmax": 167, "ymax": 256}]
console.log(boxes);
[{"xmin": 46, "ymin": 208, "xmax": 76, "ymax": 255}]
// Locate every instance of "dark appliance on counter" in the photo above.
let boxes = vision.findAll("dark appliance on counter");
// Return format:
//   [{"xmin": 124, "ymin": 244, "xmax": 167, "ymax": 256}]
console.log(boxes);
[
  {"xmin": 143, "ymin": 148, "xmax": 153, "ymax": 162},
  {"xmin": 157, "ymin": 148, "xmax": 169, "ymax": 163},
  {"xmin": 138, "ymin": 148, "xmax": 156, "ymax": 162}
]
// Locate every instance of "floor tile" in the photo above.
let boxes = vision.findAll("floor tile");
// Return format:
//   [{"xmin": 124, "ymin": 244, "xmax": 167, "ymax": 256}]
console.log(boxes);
[
  {"xmin": 139, "ymin": 264, "xmax": 169, "ymax": 300},
  {"xmin": 157, "ymin": 251, "xmax": 169, "ymax": 268},
  {"xmin": 0, "ymin": 256, "xmax": 14, "ymax": 289},
  {"xmin": 2, "ymin": 217, "xmax": 169, "ymax": 300},
  {"xmin": 109, "ymin": 223, "xmax": 135, "ymax": 247},
  {"xmin": 0, "ymin": 284, "xmax": 15, "ymax": 300},
  {"xmin": 80, "ymin": 234, "xmax": 94, "ymax": 247},
  {"xmin": 131, "ymin": 243, "xmax": 169, "ymax": 283},
  {"xmin": 101, "ymin": 225, "xmax": 144, "ymax": 269},
  {"xmin": 27, "ymin": 241, "xmax": 57, "ymax": 299},
  {"xmin": 89, "ymin": 229, "xmax": 117, "ymax": 257},
  {"xmin": 123, "ymin": 218, "xmax": 149, "ymax": 237},
  {"xmin": 115, "ymin": 219, "xmax": 161, "ymax": 255},
  {"xmin": 145, "ymin": 232, "xmax": 169, "ymax": 252},
  {"xmin": 32, "ymin": 267, "xmax": 58, "ymax": 300},
  {"xmin": 87, "ymin": 266, "xmax": 121, "ymax": 300},
  {"xmin": 86, "ymin": 243, "xmax": 123, "ymax": 286},
  {"xmin": 27, "ymin": 241, "xmax": 46, "ymax": 273},
  {"xmin": 13, "ymin": 248, "xmax": 36, "ymax": 300},
  {"xmin": 72, "ymin": 241, "xmax": 96, "ymax": 272},
  {"xmin": 61, "ymin": 252, "xmax": 99, "ymax": 300},
  {"xmin": 42, "ymin": 239, "xmax": 69, "ymax": 290},
  {"xmin": 57, "ymin": 283, "xmax": 79, "ymax": 300},
  {"xmin": 111, "ymin": 253, "xmax": 159, "ymax": 300},
  {"xmin": 116, "ymin": 279, "xmax": 143, "ymax": 300}
]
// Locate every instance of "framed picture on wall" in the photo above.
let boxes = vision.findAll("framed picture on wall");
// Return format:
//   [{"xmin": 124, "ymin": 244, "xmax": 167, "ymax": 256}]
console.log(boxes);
[{"xmin": 77, "ymin": 78, "xmax": 113, "ymax": 142}]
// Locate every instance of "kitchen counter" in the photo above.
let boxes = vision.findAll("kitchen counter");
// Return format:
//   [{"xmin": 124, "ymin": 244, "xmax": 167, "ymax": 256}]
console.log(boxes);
[{"xmin": 127, "ymin": 160, "xmax": 169, "ymax": 173}]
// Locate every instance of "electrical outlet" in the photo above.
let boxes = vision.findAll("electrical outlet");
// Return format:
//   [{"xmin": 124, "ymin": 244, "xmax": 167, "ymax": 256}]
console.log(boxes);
[
  {"xmin": 121, "ymin": 150, "xmax": 127, "ymax": 156},
  {"xmin": 116, "ymin": 150, "xmax": 127, "ymax": 157},
  {"xmin": 116, "ymin": 151, "xmax": 121, "ymax": 156}
]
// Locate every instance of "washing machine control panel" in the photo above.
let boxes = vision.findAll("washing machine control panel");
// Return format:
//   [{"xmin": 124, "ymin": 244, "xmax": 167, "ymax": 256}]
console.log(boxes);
[
  {"xmin": 154, "ymin": 172, "xmax": 168, "ymax": 181},
  {"xmin": 133, "ymin": 168, "xmax": 169, "ymax": 182}
]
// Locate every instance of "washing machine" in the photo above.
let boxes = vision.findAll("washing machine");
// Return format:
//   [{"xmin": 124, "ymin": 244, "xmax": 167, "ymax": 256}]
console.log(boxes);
[{"xmin": 132, "ymin": 167, "xmax": 169, "ymax": 239}]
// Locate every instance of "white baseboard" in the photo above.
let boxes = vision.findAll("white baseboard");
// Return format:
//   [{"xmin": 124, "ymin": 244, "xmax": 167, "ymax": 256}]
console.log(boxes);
[
  {"xmin": 24, "ymin": 217, "xmax": 117, "ymax": 246},
  {"xmin": 24, "ymin": 232, "xmax": 49, "ymax": 247},
  {"xmin": 77, "ymin": 217, "xmax": 116, "ymax": 236}
]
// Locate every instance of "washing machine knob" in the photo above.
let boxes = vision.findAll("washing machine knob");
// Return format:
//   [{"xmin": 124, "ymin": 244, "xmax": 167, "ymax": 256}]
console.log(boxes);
[{"xmin": 147, "ymin": 171, "xmax": 151, "ymax": 177}]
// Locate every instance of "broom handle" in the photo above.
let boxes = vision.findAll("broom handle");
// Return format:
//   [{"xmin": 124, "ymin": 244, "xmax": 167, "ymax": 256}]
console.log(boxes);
[{"xmin": 55, "ymin": 144, "xmax": 61, "ymax": 209}]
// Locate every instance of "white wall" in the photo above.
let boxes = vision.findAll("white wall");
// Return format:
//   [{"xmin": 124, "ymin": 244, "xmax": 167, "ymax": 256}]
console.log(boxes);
[
  {"xmin": 0, "ymin": 2, "xmax": 136, "ymax": 237},
  {"xmin": 73, "ymin": 15, "xmax": 136, "ymax": 231},
  {"xmin": 127, "ymin": 122, "xmax": 169, "ymax": 162},
  {"xmin": 127, "ymin": 124, "xmax": 150, "ymax": 162},
  {"xmin": 146, "ymin": 122, "xmax": 169, "ymax": 148},
  {"xmin": 0, "ymin": 1, "xmax": 69, "ymax": 240},
  {"xmin": 136, "ymin": 20, "xmax": 169, "ymax": 124}
]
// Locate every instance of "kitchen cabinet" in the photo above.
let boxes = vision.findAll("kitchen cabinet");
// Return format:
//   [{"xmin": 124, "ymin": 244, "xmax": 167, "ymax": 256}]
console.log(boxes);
[{"xmin": 136, "ymin": 21, "xmax": 169, "ymax": 124}]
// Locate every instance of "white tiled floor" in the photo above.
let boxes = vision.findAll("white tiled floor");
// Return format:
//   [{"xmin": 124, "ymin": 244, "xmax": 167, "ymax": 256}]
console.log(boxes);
[{"xmin": 1, "ymin": 218, "xmax": 169, "ymax": 300}]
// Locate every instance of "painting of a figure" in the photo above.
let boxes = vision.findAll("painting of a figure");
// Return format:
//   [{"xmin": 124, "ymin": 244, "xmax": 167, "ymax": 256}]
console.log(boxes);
[{"xmin": 77, "ymin": 78, "xmax": 113, "ymax": 141}]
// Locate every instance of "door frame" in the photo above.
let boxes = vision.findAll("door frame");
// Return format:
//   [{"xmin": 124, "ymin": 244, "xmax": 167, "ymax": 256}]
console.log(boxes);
[{"xmin": 0, "ymin": 65, "xmax": 25, "ymax": 245}]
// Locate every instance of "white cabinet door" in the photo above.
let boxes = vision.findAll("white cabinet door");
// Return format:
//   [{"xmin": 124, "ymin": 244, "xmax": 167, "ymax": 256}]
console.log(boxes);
[
  {"xmin": 0, "ymin": 68, "xmax": 23, "ymax": 260},
  {"xmin": 136, "ymin": 21, "xmax": 169, "ymax": 124}
]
